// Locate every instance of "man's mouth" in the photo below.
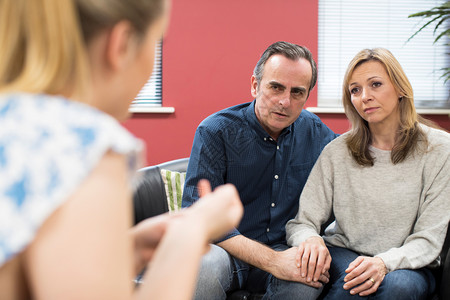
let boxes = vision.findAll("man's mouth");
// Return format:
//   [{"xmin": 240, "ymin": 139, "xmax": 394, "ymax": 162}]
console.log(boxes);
[{"xmin": 273, "ymin": 111, "xmax": 288, "ymax": 117}]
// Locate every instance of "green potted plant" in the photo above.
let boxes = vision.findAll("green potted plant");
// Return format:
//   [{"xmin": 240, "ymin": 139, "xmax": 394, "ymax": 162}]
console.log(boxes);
[{"xmin": 408, "ymin": 1, "xmax": 450, "ymax": 82}]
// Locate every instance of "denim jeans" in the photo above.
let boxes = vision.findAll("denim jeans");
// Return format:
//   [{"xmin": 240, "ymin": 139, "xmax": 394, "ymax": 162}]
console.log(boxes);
[
  {"xmin": 193, "ymin": 244, "xmax": 323, "ymax": 300},
  {"xmin": 322, "ymin": 247, "xmax": 436, "ymax": 300}
]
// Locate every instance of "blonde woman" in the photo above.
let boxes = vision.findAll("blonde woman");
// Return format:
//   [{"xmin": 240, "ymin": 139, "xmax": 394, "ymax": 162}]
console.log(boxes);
[
  {"xmin": 286, "ymin": 48, "xmax": 450, "ymax": 299},
  {"xmin": 0, "ymin": 0, "xmax": 242, "ymax": 299}
]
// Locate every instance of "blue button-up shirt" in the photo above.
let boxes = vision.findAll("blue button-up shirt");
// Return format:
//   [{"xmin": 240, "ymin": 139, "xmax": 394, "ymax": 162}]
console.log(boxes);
[{"xmin": 182, "ymin": 100, "xmax": 338, "ymax": 245}]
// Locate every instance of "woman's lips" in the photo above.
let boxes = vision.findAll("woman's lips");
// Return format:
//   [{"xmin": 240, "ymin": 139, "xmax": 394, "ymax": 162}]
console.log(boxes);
[{"xmin": 364, "ymin": 107, "xmax": 379, "ymax": 114}]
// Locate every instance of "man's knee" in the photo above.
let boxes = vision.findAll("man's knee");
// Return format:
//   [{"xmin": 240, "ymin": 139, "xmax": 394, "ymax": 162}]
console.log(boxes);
[
  {"xmin": 265, "ymin": 278, "xmax": 323, "ymax": 300},
  {"xmin": 194, "ymin": 245, "xmax": 232, "ymax": 300},
  {"xmin": 198, "ymin": 245, "xmax": 231, "ymax": 280}
]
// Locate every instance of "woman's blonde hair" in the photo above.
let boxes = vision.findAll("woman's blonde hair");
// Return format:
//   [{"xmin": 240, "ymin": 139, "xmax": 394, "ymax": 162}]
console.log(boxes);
[
  {"xmin": 0, "ymin": 0, "xmax": 164, "ymax": 100},
  {"xmin": 343, "ymin": 48, "xmax": 432, "ymax": 166}
]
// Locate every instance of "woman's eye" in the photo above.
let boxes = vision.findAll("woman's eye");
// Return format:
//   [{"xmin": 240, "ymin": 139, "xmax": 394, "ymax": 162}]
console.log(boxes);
[
  {"xmin": 350, "ymin": 87, "xmax": 359, "ymax": 94},
  {"xmin": 372, "ymin": 81, "xmax": 381, "ymax": 87}
]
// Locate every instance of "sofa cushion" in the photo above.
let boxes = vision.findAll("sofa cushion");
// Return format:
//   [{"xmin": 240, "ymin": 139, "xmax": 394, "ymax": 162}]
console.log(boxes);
[{"xmin": 160, "ymin": 169, "xmax": 186, "ymax": 212}]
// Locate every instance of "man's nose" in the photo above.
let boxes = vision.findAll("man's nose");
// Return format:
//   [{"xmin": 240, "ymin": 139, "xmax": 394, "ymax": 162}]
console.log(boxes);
[{"xmin": 279, "ymin": 92, "xmax": 291, "ymax": 107}]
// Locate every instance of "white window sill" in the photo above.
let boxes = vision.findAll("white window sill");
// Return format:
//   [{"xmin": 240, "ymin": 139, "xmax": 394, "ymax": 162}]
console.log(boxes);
[
  {"xmin": 129, "ymin": 105, "xmax": 175, "ymax": 114},
  {"xmin": 306, "ymin": 107, "xmax": 450, "ymax": 116}
]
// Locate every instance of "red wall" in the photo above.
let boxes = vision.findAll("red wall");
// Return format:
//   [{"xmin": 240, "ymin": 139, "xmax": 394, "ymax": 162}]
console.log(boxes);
[{"xmin": 123, "ymin": 0, "xmax": 450, "ymax": 165}]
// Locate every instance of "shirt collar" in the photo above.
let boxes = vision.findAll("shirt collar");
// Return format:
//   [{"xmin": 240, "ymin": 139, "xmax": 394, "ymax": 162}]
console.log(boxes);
[{"xmin": 245, "ymin": 100, "xmax": 293, "ymax": 140}]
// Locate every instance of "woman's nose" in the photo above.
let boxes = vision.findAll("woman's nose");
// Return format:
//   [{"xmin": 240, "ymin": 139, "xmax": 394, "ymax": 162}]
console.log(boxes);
[{"xmin": 361, "ymin": 88, "xmax": 371, "ymax": 103}]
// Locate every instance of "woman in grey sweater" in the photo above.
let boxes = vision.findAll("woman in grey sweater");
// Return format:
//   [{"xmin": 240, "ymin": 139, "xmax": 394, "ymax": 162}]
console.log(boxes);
[{"xmin": 286, "ymin": 48, "xmax": 450, "ymax": 299}]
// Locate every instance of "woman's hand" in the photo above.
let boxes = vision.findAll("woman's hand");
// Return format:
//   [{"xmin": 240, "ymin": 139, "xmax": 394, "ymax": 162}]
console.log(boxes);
[
  {"xmin": 343, "ymin": 256, "xmax": 387, "ymax": 296},
  {"xmin": 295, "ymin": 236, "xmax": 331, "ymax": 283},
  {"xmin": 131, "ymin": 213, "xmax": 175, "ymax": 274},
  {"xmin": 190, "ymin": 179, "xmax": 243, "ymax": 242},
  {"xmin": 267, "ymin": 246, "xmax": 329, "ymax": 287}
]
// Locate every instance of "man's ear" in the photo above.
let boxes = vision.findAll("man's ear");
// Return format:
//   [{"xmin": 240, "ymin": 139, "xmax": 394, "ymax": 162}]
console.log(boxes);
[
  {"xmin": 251, "ymin": 75, "xmax": 259, "ymax": 98},
  {"xmin": 105, "ymin": 20, "xmax": 135, "ymax": 71}
]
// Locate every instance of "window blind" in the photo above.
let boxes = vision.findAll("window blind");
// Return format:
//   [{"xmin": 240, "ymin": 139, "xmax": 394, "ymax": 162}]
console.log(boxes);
[
  {"xmin": 318, "ymin": 0, "xmax": 449, "ymax": 109},
  {"xmin": 132, "ymin": 40, "xmax": 162, "ymax": 107}
]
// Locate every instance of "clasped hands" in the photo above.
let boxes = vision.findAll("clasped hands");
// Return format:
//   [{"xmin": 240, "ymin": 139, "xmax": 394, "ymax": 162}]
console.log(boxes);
[{"xmin": 296, "ymin": 237, "xmax": 387, "ymax": 296}]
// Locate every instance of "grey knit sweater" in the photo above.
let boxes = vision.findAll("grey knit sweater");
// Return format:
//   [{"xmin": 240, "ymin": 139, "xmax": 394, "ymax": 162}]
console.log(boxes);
[{"xmin": 286, "ymin": 125, "xmax": 450, "ymax": 272}]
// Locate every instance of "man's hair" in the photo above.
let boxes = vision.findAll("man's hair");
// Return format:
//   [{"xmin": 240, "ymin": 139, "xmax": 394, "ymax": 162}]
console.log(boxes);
[{"xmin": 253, "ymin": 41, "xmax": 317, "ymax": 92}]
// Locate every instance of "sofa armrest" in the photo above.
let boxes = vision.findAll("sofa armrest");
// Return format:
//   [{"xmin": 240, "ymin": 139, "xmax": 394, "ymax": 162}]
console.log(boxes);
[
  {"xmin": 133, "ymin": 165, "xmax": 168, "ymax": 225},
  {"xmin": 133, "ymin": 158, "xmax": 189, "ymax": 225},
  {"xmin": 439, "ymin": 223, "xmax": 450, "ymax": 298},
  {"xmin": 441, "ymin": 248, "xmax": 450, "ymax": 299}
]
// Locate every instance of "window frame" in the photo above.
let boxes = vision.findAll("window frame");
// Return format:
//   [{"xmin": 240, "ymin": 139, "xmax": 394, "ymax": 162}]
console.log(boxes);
[{"xmin": 316, "ymin": 0, "xmax": 449, "ymax": 113}]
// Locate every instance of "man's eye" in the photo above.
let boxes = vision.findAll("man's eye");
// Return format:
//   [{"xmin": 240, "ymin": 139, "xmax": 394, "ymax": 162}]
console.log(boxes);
[
  {"xmin": 270, "ymin": 85, "xmax": 285, "ymax": 93},
  {"xmin": 291, "ymin": 89, "xmax": 303, "ymax": 96}
]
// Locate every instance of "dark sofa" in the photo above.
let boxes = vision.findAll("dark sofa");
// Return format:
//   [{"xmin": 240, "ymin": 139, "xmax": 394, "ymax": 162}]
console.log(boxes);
[{"xmin": 132, "ymin": 157, "xmax": 450, "ymax": 300}]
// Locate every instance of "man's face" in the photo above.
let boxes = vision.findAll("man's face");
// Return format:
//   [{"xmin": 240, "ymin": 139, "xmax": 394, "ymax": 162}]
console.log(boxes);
[{"xmin": 251, "ymin": 54, "xmax": 312, "ymax": 140}]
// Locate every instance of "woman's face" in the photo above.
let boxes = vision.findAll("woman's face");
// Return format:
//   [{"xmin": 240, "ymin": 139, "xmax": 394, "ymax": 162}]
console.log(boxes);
[
  {"xmin": 114, "ymin": 0, "xmax": 171, "ymax": 120},
  {"xmin": 348, "ymin": 60, "xmax": 401, "ymax": 130}
]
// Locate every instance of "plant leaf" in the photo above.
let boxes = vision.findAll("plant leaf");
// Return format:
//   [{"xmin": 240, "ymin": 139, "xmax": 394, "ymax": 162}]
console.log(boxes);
[
  {"xmin": 434, "ymin": 28, "xmax": 450, "ymax": 43},
  {"xmin": 406, "ymin": 15, "xmax": 442, "ymax": 43}
]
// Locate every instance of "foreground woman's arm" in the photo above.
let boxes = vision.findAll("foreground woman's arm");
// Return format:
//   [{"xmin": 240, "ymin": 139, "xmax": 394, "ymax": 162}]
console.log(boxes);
[{"xmin": 20, "ymin": 152, "xmax": 242, "ymax": 300}]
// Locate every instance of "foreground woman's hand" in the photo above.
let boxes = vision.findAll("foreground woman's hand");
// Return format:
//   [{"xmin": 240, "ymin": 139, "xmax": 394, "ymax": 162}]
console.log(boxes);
[
  {"xmin": 131, "ymin": 180, "xmax": 242, "ymax": 275},
  {"xmin": 131, "ymin": 213, "xmax": 175, "ymax": 274},
  {"xmin": 136, "ymin": 180, "xmax": 243, "ymax": 300},
  {"xmin": 343, "ymin": 256, "xmax": 387, "ymax": 296},
  {"xmin": 189, "ymin": 179, "xmax": 243, "ymax": 242}
]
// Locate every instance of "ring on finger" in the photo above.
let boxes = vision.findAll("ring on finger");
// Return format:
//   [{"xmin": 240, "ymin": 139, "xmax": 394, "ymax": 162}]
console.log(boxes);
[{"xmin": 368, "ymin": 277, "xmax": 375, "ymax": 285}]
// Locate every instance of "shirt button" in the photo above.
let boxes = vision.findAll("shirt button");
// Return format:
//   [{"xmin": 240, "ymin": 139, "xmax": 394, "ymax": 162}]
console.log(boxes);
[
  {"xmin": 277, "ymin": 146, "xmax": 280, "ymax": 150},
  {"xmin": 264, "ymin": 137, "xmax": 267, "ymax": 141},
  {"xmin": 267, "ymin": 228, "xmax": 270, "ymax": 232},
  {"xmin": 274, "ymin": 175, "xmax": 279, "ymax": 179},
  {"xmin": 271, "ymin": 203, "xmax": 275, "ymax": 207}
]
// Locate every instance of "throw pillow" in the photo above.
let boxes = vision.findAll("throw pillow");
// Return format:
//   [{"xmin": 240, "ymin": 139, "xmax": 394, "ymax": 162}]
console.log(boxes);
[{"xmin": 160, "ymin": 169, "xmax": 186, "ymax": 212}]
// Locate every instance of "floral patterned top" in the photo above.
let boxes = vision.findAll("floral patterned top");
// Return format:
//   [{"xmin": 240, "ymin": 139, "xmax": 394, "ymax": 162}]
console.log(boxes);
[{"xmin": 0, "ymin": 93, "xmax": 144, "ymax": 266}]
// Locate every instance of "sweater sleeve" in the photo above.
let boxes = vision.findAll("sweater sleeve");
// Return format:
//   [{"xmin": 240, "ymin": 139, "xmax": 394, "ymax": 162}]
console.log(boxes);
[
  {"xmin": 376, "ymin": 147, "xmax": 450, "ymax": 272},
  {"xmin": 286, "ymin": 147, "xmax": 334, "ymax": 246}
]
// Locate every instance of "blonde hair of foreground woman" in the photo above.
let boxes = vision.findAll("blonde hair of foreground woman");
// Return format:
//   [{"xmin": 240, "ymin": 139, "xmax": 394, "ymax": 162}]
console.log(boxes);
[{"xmin": 0, "ymin": 0, "xmax": 243, "ymax": 299}]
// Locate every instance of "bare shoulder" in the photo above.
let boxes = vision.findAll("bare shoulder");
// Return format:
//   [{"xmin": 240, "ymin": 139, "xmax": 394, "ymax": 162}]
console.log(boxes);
[
  {"xmin": 0, "ymin": 254, "xmax": 30, "ymax": 300},
  {"xmin": 22, "ymin": 151, "xmax": 133, "ymax": 299}
]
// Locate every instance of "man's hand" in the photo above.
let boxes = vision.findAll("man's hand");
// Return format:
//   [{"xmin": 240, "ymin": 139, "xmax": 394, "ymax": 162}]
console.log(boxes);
[
  {"xmin": 295, "ymin": 236, "xmax": 331, "ymax": 284},
  {"xmin": 343, "ymin": 256, "xmax": 387, "ymax": 296},
  {"xmin": 269, "ymin": 246, "xmax": 329, "ymax": 288}
]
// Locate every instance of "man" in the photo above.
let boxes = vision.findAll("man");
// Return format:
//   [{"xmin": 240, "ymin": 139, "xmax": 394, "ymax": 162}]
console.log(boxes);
[{"xmin": 182, "ymin": 41, "xmax": 338, "ymax": 299}]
